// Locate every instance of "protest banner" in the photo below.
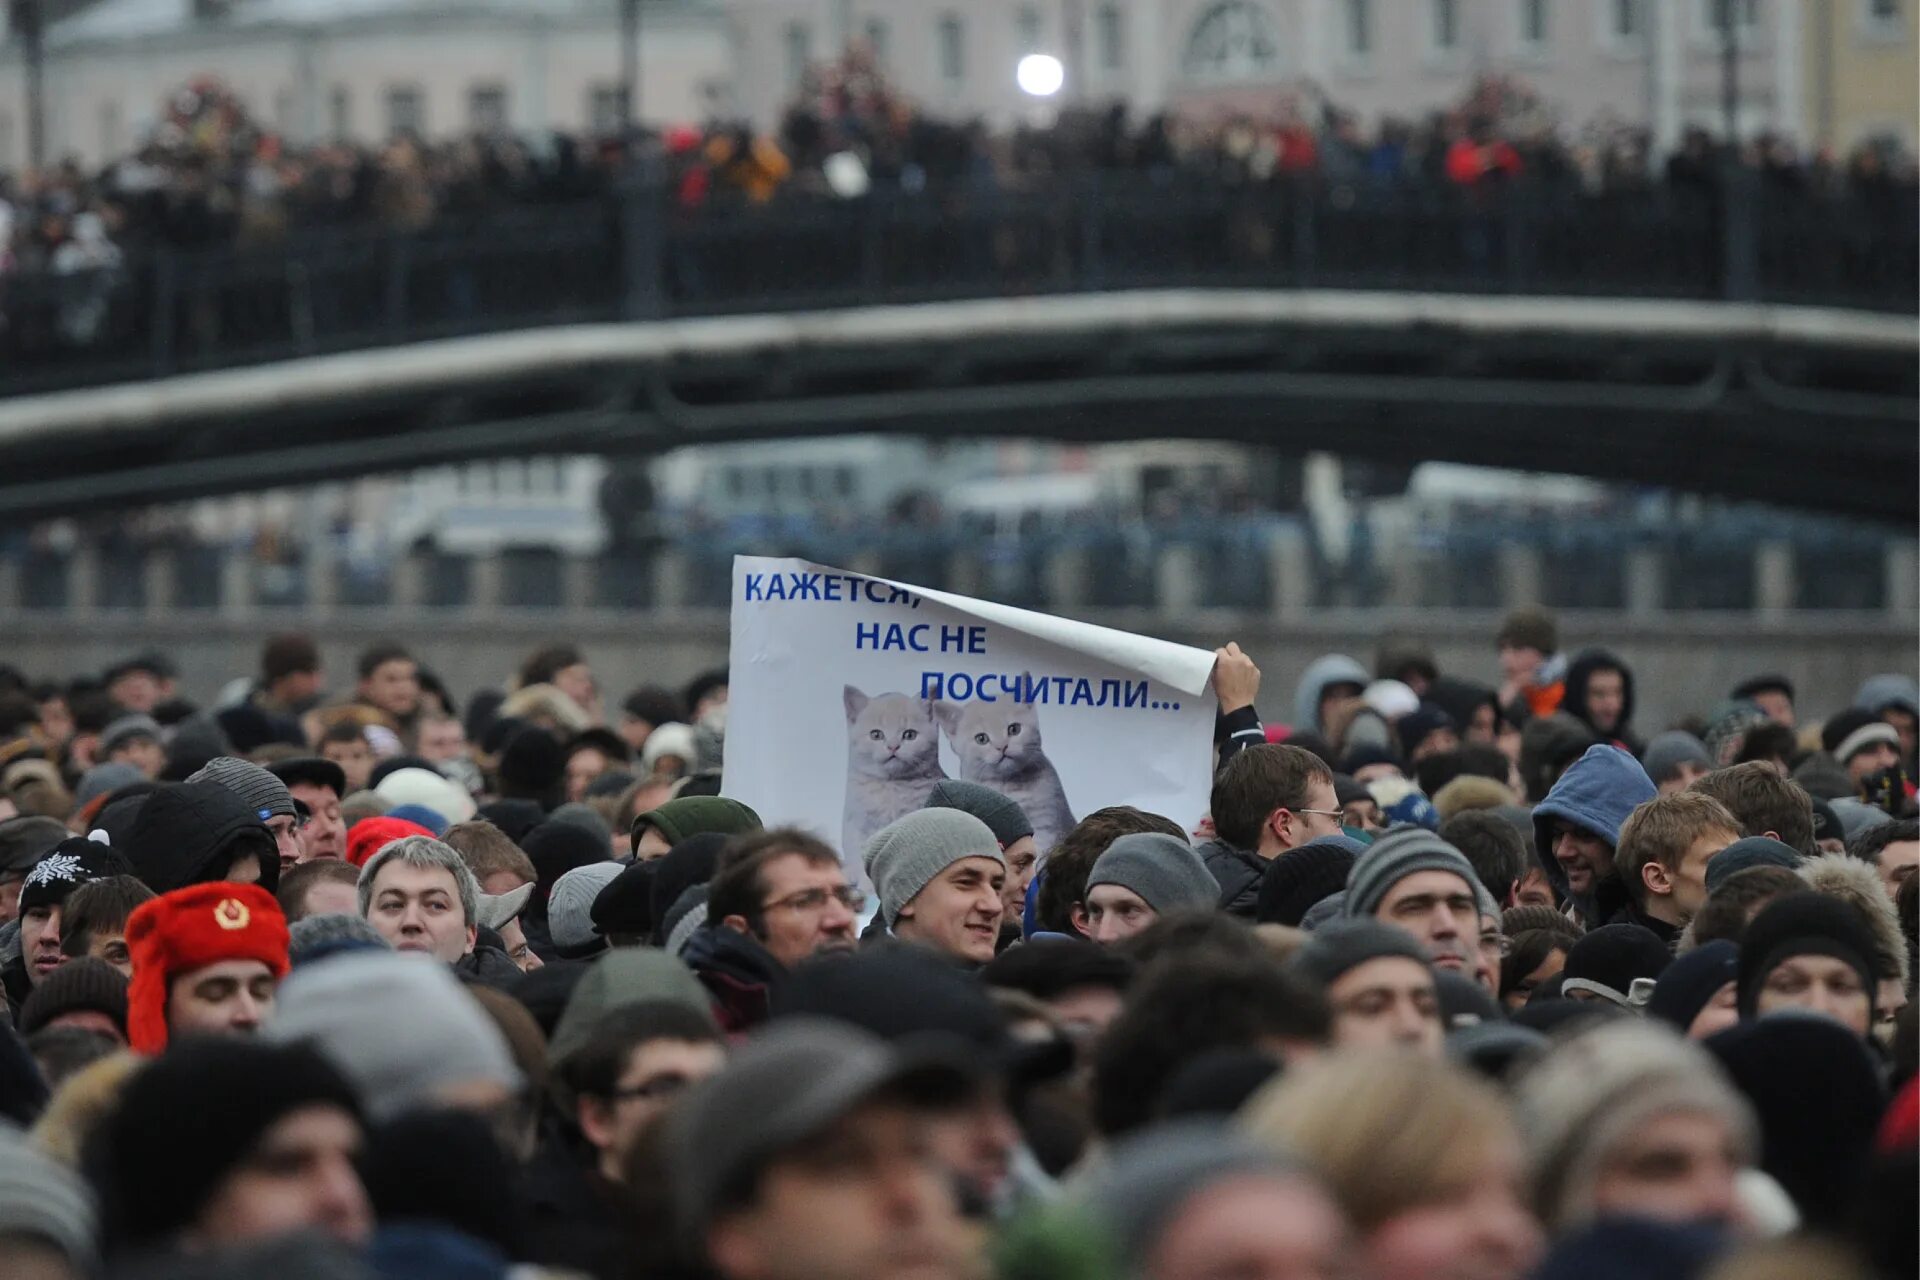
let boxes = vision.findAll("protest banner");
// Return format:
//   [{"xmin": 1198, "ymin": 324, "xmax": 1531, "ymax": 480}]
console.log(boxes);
[{"xmin": 722, "ymin": 556, "xmax": 1219, "ymax": 881}]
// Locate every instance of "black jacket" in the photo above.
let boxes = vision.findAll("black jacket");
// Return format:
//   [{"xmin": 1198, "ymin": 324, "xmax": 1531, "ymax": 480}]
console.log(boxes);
[
  {"xmin": 518, "ymin": 1142, "xmax": 632, "ymax": 1280},
  {"xmin": 1198, "ymin": 839, "xmax": 1267, "ymax": 918},
  {"xmin": 682, "ymin": 925, "xmax": 784, "ymax": 1032}
]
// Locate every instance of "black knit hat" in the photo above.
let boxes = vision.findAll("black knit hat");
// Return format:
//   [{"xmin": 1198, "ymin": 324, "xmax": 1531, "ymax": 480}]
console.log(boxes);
[
  {"xmin": 590, "ymin": 858, "xmax": 657, "ymax": 940},
  {"xmin": 89, "ymin": 1038, "xmax": 362, "ymax": 1251},
  {"xmin": 1256, "ymin": 837, "xmax": 1361, "ymax": 927},
  {"xmin": 1731, "ymin": 674, "xmax": 1795, "ymax": 705},
  {"xmin": 1645, "ymin": 939, "xmax": 1739, "ymax": 1033},
  {"xmin": 1396, "ymin": 704, "xmax": 1457, "ymax": 757},
  {"xmin": 497, "ymin": 728, "xmax": 566, "ymax": 804},
  {"xmin": 1559, "ymin": 923, "xmax": 1670, "ymax": 1007},
  {"xmin": 647, "ymin": 832, "xmax": 731, "ymax": 945},
  {"xmin": 266, "ymin": 756, "xmax": 349, "ymax": 800},
  {"xmin": 18, "ymin": 957, "xmax": 129, "ymax": 1038},
  {"xmin": 18, "ymin": 838, "xmax": 134, "ymax": 915},
  {"xmin": 1736, "ymin": 891, "xmax": 1881, "ymax": 1023}
]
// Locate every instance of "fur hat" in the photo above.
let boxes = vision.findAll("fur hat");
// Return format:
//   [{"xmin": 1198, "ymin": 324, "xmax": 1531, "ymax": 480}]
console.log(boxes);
[
  {"xmin": 125, "ymin": 882, "xmax": 289, "ymax": 1054},
  {"xmin": 1514, "ymin": 1020, "xmax": 1755, "ymax": 1231},
  {"xmin": 1799, "ymin": 853, "xmax": 1910, "ymax": 989},
  {"xmin": 1432, "ymin": 774, "xmax": 1516, "ymax": 824}
]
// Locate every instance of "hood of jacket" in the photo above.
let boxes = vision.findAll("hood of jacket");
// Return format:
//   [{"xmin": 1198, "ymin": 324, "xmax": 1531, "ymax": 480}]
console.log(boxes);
[
  {"xmin": 1532, "ymin": 745, "xmax": 1656, "ymax": 917},
  {"xmin": 1856, "ymin": 674, "xmax": 1919, "ymax": 718},
  {"xmin": 1562, "ymin": 649, "xmax": 1637, "ymax": 744},
  {"xmin": 1799, "ymin": 853, "xmax": 1910, "ymax": 989},
  {"xmin": 119, "ymin": 780, "xmax": 280, "ymax": 895},
  {"xmin": 1292, "ymin": 654, "xmax": 1370, "ymax": 735}
]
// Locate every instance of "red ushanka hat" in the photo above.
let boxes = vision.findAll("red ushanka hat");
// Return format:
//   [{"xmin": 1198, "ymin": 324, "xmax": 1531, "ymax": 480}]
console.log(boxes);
[{"xmin": 125, "ymin": 881, "xmax": 289, "ymax": 1054}]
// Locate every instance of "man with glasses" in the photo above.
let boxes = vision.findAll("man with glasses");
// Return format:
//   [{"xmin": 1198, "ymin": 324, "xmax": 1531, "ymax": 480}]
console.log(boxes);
[
  {"xmin": 685, "ymin": 829, "xmax": 862, "ymax": 1030},
  {"xmin": 1202, "ymin": 744, "xmax": 1347, "ymax": 916},
  {"xmin": 556, "ymin": 1001, "xmax": 726, "ymax": 1187},
  {"xmin": 1343, "ymin": 827, "xmax": 1486, "ymax": 978}
]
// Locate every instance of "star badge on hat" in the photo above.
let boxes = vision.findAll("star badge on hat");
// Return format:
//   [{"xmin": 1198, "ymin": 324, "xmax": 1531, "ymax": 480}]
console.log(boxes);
[{"xmin": 215, "ymin": 898, "xmax": 252, "ymax": 931}]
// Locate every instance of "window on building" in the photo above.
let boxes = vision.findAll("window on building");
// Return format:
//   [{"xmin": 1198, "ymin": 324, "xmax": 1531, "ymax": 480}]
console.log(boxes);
[
  {"xmin": 469, "ymin": 84, "xmax": 508, "ymax": 134},
  {"xmin": 1518, "ymin": 0, "xmax": 1549, "ymax": 46},
  {"xmin": 588, "ymin": 84, "xmax": 625, "ymax": 134},
  {"xmin": 938, "ymin": 13, "xmax": 965, "ymax": 80},
  {"xmin": 1433, "ymin": 0, "xmax": 1460, "ymax": 50},
  {"xmin": 784, "ymin": 21, "xmax": 813, "ymax": 91},
  {"xmin": 1344, "ymin": 0, "xmax": 1372, "ymax": 56},
  {"xmin": 863, "ymin": 16, "xmax": 889, "ymax": 65},
  {"xmin": 1098, "ymin": 3, "xmax": 1125, "ymax": 69},
  {"xmin": 1183, "ymin": 1, "xmax": 1281, "ymax": 80},
  {"xmin": 329, "ymin": 87, "xmax": 351, "ymax": 139},
  {"xmin": 1017, "ymin": 5, "xmax": 1043, "ymax": 51},
  {"xmin": 385, "ymin": 85, "xmax": 424, "ymax": 138}
]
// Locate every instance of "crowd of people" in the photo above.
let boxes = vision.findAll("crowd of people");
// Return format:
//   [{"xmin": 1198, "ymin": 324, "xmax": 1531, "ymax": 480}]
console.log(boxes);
[{"xmin": 0, "ymin": 602, "xmax": 1912, "ymax": 1280}]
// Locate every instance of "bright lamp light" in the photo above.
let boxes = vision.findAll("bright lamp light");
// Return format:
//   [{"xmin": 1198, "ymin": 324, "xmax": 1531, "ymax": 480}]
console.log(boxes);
[{"xmin": 1016, "ymin": 53, "xmax": 1065, "ymax": 97}]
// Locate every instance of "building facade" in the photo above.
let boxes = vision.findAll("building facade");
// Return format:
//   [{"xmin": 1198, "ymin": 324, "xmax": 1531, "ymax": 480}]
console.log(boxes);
[
  {"xmin": 724, "ymin": 0, "xmax": 1812, "ymax": 153},
  {"xmin": 1, "ymin": 0, "xmax": 730, "ymax": 168},
  {"xmin": 1805, "ymin": 0, "xmax": 1917, "ymax": 150}
]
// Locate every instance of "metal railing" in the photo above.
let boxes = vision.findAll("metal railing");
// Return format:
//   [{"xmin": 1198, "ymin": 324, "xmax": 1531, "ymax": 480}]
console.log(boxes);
[{"xmin": 2, "ymin": 174, "xmax": 1913, "ymax": 398}]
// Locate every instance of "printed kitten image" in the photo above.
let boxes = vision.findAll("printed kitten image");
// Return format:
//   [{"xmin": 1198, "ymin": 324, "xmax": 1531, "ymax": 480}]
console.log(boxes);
[
  {"xmin": 843, "ymin": 687, "xmax": 949, "ymax": 866},
  {"xmin": 934, "ymin": 680, "xmax": 1076, "ymax": 854}
]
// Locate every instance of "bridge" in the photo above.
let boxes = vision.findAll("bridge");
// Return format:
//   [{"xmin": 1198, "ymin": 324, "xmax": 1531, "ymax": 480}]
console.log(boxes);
[{"xmin": 1, "ymin": 179, "xmax": 1915, "ymax": 523}]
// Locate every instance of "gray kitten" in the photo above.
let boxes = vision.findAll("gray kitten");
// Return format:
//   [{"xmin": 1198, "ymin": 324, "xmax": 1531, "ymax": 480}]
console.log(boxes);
[
  {"xmin": 934, "ymin": 682, "xmax": 1076, "ymax": 854},
  {"xmin": 843, "ymin": 686, "xmax": 948, "ymax": 868}
]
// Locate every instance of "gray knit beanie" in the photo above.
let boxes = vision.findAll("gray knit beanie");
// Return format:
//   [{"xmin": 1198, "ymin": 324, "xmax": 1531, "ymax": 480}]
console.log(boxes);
[
  {"xmin": 1640, "ymin": 732, "xmax": 1713, "ymax": 786},
  {"xmin": 1344, "ymin": 828, "xmax": 1480, "ymax": 919},
  {"xmin": 923, "ymin": 780, "xmax": 1034, "ymax": 848},
  {"xmin": 1288, "ymin": 918, "xmax": 1434, "ymax": 988},
  {"xmin": 548, "ymin": 861, "xmax": 625, "ymax": 954},
  {"xmin": 863, "ymin": 809, "xmax": 1004, "ymax": 927},
  {"xmin": 0, "ymin": 1124, "xmax": 96, "ymax": 1270},
  {"xmin": 1085, "ymin": 833, "xmax": 1219, "ymax": 914},
  {"xmin": 187, "ymin": 755, "xmax": 296, "ymax": 822},
  {"xmin": 1299, "ymin": 891, "xmax": 1349, "ymax": 932}
]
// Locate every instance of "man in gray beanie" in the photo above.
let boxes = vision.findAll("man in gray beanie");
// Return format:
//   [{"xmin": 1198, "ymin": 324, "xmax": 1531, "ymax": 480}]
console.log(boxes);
[
  {"xmin": 924, "ymin": 780, "xmax": 1037, "ymax": 920},
  {"xmin": 547, "ymin": 860, "xmax": 624, "ymax": 960},
  {"xmin": 1080, "ymin": 833, "xmax": 1219, "ymax": 946},
  {"xmin": 1289, "ymin": 918, "xmax": 1442, "ymax": 1055},
  {"xmin": 862, "ymin": 809, "xmax": 1005, "ymax": 966},
  {"xmin": 189, "ymin": 756, "xmax": 302, "ymax": 872},
  {"xmin": 1643, "ymin": 731, "xmax": 1714, "ymax": 796},
  {"xmin": 0, "ymin": 1124, "xmax": 96, "ymax": 1277},
  {"xmin": 1344, "ymin": 827, "xmax": 1483, "ymax": 978}
]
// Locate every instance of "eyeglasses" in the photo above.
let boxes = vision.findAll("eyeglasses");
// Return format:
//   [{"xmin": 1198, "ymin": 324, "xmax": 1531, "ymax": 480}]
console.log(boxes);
[
  {"xmin": 762, "ymin": 885, "xmax": 867, "ymax": 915},
  {"xmin": 1290, "ymin": 807, "xmax": 1345, "ymax": 820},
  {"xmin": 1479, "ymin": 932, "xmax": 1512, "ymax": 957},
  {"xmin": 609, "ymin": 1073, "xmax": 697, "ymax": 1103}
]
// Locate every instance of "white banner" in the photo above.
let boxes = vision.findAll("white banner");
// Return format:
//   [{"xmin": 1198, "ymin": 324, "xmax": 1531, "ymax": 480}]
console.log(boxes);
[{"xmin": 722, "ymin": 556, "xmax": 1219, "ymax": 881}]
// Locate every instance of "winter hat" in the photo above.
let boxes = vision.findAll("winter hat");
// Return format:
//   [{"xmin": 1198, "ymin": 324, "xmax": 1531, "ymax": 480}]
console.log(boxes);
[
  {"xmin": 1382, "ymin": 789, "xmax": 1440, "ymax": 832},
  {"xmin": 1558, "ymin": 924, "xmax": 1670, "ymax": 1009},
  {"xmin": 1342, "ymin": 743, "xmax": 1406, "ymax": 778},
  {"xmin": 1396, "ymin": 704, "xmax": 1456, "ymax": 756},
  {"xmin": 1434, "ymin": 970, "xmax": 1503, "ymax": 1027},
  {"xmin": 1344, "ymin": 828, "xmax": 1479, "ymax": 919},
  {"xmin": 1855, "ymin": 673, "xmax": 1920, "ymax": 718},
  {"xmin": 1735, "ymin": 892, "xmax": 1880, "ymax": 1022},
  {"xmin": 386, "ymin": 803, "xmax": 450, "ymax": 837},
  {"xmin": 770, "ymin": 943, "xmax": 1022, "ymax": 1063},
  {"xmin": 99, "ymin": 714, "xmax": 164, "ymax": 757},
  {"xmin": 1332, "ymin": 773, "xmax": 1373, "ymax": 808},
  {"xmin": 120, "ymin": 780, "xmax": 282, "ymax": 895},
  {"xmin": 1433, "ymin": 774, "xmax": 1517, "ymax": 823},
  {"xmin": 91, "ymin": 1037, "xmax": 360, "ymax": 1250},
  {"xmin": 1514, "ymin": 1019, "xmax": 1754, "ymax": 1230},
  {"xmin": 266, "ymin": 756, "xmax": 348, "ymax": 800},
  {"xmin": 924, "ymin": 780, "xmax": 1033, "ymax": 848},
  {"xmin": 1256, "ymin": 835, "xmax": 1363, "ymax": 926},
  {"xmin": 1808, "ymin": 797, "xmax": 1844, "ymax": 847},
  {"xmin": 1528, "ymin": 1218, "xmax": 1731, "ymax": 1280},
  {"xmin": 287, "ymin": 913, "xmax": 390, "ymax": 967},
  {"xmin": 1362, "ymin": 679, "xmax": 1420, "ymax": 722},
  {"xmin": 18, "ymin": 956, "xmax": 129, "ymax": 1039},
  {"xmin": 1792, "ymin": 754, "xmax": 1858, "ymax": 802},
  {"xmin": 1703, "ymin": 837, "xmax": 1804, "ymax": 896},
  {"xmin": 374, "ymin": 767, "xmax": 477, "ymax": 825},
  {"xmin": 549, "ymin": 802, "xmax": 615, "ymax": 849},
  {"xmin": 1533, "ymin": 745, "xmax": 1656, "ymax": 855},
  {"xmin": 496, "ymin": 727, "xmax": 566, "ymax": 803},
  {"xmin": 19, "ymin": 836, "xmax": 133, "ymax": 914},
  {"xmin": 631, "ymin": 796, "xmax": 763, "ymax": 849},
  {"xmin": 590, "ymin": 858, "xmax": 657, "ymax": 940},
  {"xmin": 862, "ymin": 809, "xmax": 1005, "ymax": 928},
  {"xmin": 1157, "ymin": 1049, "xmax": 1282, "ymax": 1120},
  {"xmin": 1829, "ymin": 796, "xmax": 1894, "ymax": 838},
  {"xmin": 263, "ymin": 949, "xmax": 521, "ymax": 1121},
  {"xmin": 1645, "ymin": 940, "xmax": 1740, "ymax": 1033},
  {"xmin": 1642, "ymin": 732, "xmax": 1713, "ymax": 786},
  {"xmin": 75, "ymin": 762, "xmax": 145, "ymax": 810},
  {"xmin": 1822, "ymin": 709, "xmax": 1901, "ymax": 767},
  {"xmin": 665, "ymin": 896, "xmax": 708, "ymax": 957},
  {"xmin": 474, "ymin": 882, "xmax": 535, "ymax": 934},
  {"xmin": 1288, "ymin": 918, "xmax": 1432, "ymax": 988},
  {"xmin": 125, "ymin": 881, "xmax": 289, "ymax": 1054},
  {"xmin": 522, "ymin": 819, "xmax": 612, "ymax": 918},
  {"xmin": 476, "ymin": 798, "xmax": 545, "ymax": 844},
  {"xmin": 1706, "ymin": 1015, "xmax": 1886, "ymax": 1230},
  {"xmin": 547, "ymin": 861, "xmax": 624, "ymax": 957},
  {"xmin": 1800, "ymin": 852, "xmax": 1911, "ymax": 989},
  {"xmin": 1085, "ymin": 833, "xmax": 1219, "ymax": 915},
  {"xmin": 187, "ymin": 757, "xmax": 296, "ymax": 824},
  {"xmin": 548, "ymin": 948, "xmax": 715, "ymax": 1062},
  {"xmin": 0, "ymin": 814, "xmax": 71, "ymax": 874},
  {"xmin": 1702, "ymin": 702, "xmax": 1770, "ymax": 768},
  {"xmin": 0, "ymin": 1124, "xmax": 96, "ymax": 1270},
  {"xmin": 1497, "ymin": 606, "xmax": 1558, "ymax": 655},
  {"xmin": 644, "ymin": 832, "xmax": 730, "ymax": 942},
  {"xmin": 1299, "ymin": 891, "xmax": 1348, "ymax": 932},
  {"xmin": 344, "ymin": 815, "xmax": 435, "ymax": 869},
  {"xmin": 1076, "ymin": 1121, "xmax": 1315, "ymax": 1268},
  {"xmin": 1731, "ymin": 674, "xmax": 1795, "ymax": 706}
]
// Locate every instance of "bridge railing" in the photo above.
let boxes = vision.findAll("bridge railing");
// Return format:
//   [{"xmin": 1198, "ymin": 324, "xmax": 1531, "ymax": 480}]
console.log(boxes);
[{"xmin": 1, "ymin": 174, "xmax": 1913, "ymax": 397}]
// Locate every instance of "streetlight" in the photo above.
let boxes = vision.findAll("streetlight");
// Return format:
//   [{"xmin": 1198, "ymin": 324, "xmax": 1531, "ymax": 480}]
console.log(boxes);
[{"xmin": 1016, "ymin": 53, "xmax": 1065, "ymax": 98}]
